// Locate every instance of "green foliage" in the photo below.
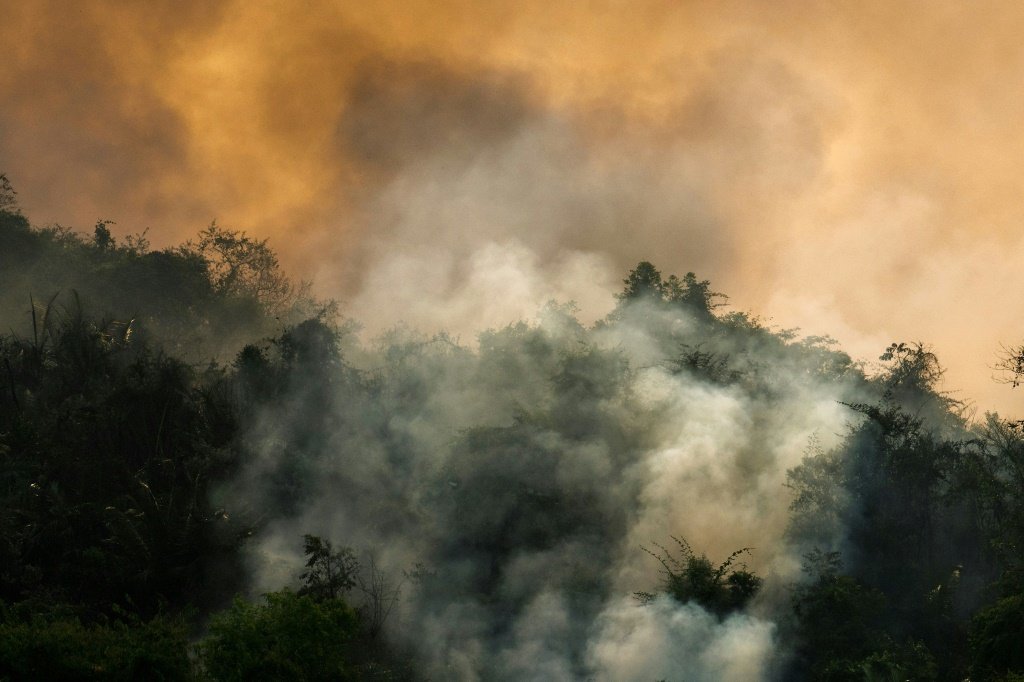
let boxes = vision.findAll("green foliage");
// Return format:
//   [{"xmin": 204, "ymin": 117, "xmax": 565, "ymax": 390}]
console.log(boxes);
[
  {"xmin": 0, "ymin": 605, "xmax": 191, "ymax": 681},
  {"xmin": 299, "ymin": 535, "xmax": 359, "ymax": 602},
  {"xmin": 0, "ymin": 198, "xmax": 326, "ymax": 365},
  {"xmin": 970, "ymin": 593, "xmax": 1024, "ymax": 678},
  {"xmin": 223, "ymin": 317, "xmax": 355, "ymax": 516},
  {"xmin": 617, "ymin": 261, "xmax": 665, "ymax": 302},
  {"xmin": 276, "ymin": 317, "xmax": 345, "ymax": 373},
  {"xmin": 663, "ymin": 271, "xmax": 725, "ymax": 317},
  {"xmin": 788, "ymin": 550, "xmax": 942, "ymax": 681},
  {"xmin": 971, "ymin": 419, "xmax": 1024, "ymax": 569},
  {"xmin": 784, "ymin": 367, "xmax": 1009, "ymax": 679},
  {"xmin": 4, "ymin": 177, "xmax": 1024, "ymax": 679},
  {"xmin": 614, "ymin": 261, "xmax": 725, "ymax": 321},
  {"xmin": 198, "ymin": 590, "xmax": 358, "ymax": 682},
  {"xmin": 790, "ymin": 551, "xmax": 888, "ymax": 678},
  {"xmin": 637, "ymin": 537, "xmax": 762, "ymax": 617},
  {"xmin": 667, "ymin": 343, "xmax": 742, "ymax": 385},
  {"xmin": 0, "ymin": 302, "xmax": 247, "ymax": 614}
]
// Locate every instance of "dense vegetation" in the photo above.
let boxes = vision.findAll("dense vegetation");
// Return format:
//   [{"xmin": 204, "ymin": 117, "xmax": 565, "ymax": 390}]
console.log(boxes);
[{"xmin": 0, "ymin": 173, "xmax": 1021, "ymax": 680}]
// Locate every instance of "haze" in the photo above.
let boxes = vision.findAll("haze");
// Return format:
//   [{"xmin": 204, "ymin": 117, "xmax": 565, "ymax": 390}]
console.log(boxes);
[{"xmin": 3, "ymin": 0, "xmax": 1023, "ymax": 415}]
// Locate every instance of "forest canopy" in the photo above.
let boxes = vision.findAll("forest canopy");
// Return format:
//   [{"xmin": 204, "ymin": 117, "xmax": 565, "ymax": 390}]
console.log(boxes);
[{"xmin": 0, "ymin": 175, "xmax": 1022, "ymax": 680}]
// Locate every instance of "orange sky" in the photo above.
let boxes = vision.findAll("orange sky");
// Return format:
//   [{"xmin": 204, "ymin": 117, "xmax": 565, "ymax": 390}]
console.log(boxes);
[{"xmin": 3, "ymin": 0, "xmax": 1024, "ymax": 415}]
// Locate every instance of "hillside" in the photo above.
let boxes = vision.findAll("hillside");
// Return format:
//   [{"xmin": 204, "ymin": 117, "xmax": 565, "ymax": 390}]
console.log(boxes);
[{"xmin": 1, "ymin": 178, "xmax": 1022, "ymax": 680}]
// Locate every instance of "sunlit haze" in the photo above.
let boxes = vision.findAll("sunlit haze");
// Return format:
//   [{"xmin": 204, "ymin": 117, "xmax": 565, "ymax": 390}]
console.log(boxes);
[{"xmin": 3, "ymin": 0, "xmax": 1023, "ymax": 415}]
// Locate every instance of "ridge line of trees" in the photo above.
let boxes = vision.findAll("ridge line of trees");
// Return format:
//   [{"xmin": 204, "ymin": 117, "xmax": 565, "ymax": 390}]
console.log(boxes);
[{"xmin": 1, "ymin": 174, "xmax": 1023, "ymax": 680}]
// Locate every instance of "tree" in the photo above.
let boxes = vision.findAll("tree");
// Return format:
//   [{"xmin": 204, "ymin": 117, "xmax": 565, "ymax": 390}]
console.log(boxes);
[
  {"xmin": 668, "ymin": 343, "xmax": 742, "ymax": 385},
  {"xmin": 0, "ymin": 173, "xmax": 18, "ymax": 213},
  {"xmin": 299, "ymin": 535, "xmax": 359, "ymax": 602},
  {"xmin": 616, "ymin": 261, "xmax": 664, "ymax": 301},
  {"xmin": 877, "ymin": 342, "xmax": 956, "ymax": 416},
  {"xmin": 0, "ymin": 606, "xmax": 191, "ymax": 681},
  {"xmin": 970, "ymin": 593, "xmax": 1024, "ymax": 678},
  {"xmin": 636, "ymin": 537, "xmax": 761, "ymax": 617},
  {"xmin": 664, "ymin": 272, "xmax": 726, "ymax": 320},
  {"xmin": 0, "ymin": 303, "xmax": 247, "ymax": 615},
  {"xmin": 93, "ymin": 220, "xmax": 115, "ymax": 250},
  {"xmin": 995, "ymin": 342, "xmax": 1024, "ymax": 389},
  {"xmin": 789, "ymin": 551, "xmax": 890, "ymax": 680},
  {"xmin": 614, "ymin": 262, "xmax": 725, "ymax": 322},
  {"xmin": 785, "ymin": 549, "xmax": 943, "ymax": 681},
  {"xmin": 182, "ymin": 223, "xmax": 294, "ymax": 313},
  {"xmin": 199, "ymin": 590, "xmax": 358, "ymax": 681}
]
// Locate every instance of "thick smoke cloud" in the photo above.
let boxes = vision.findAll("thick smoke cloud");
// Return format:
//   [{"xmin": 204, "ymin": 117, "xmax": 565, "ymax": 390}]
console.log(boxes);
[
  {"xmin": 3, "ymin": 1, "xmax": 1022, "ymax": 413},
  {"xmin": 219, "ymin": 298, "xmax": 860, "ymax": 679}
]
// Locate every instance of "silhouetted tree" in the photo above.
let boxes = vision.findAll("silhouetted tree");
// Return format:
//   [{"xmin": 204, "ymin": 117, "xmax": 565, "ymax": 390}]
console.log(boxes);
[
  {"xmin": 788, "ymin": 550, "xmax": 938, "ymax": 681},
  {"xmin": 182, "ymin": 223, "xmax": 295, "ymax": 314},
  {"xmin": 664, "ymin": 272, "xmax": 725, "ymax": 320},
  {"xmin": 0, "ymin": 173, "xmax": 17, "ymax": 213},
  {"xmin": 617, "ymin": 261, "xmax": 664, "ymax": 301},
  {"xmin": 614, "ymin": 261, "xmax": 725, "ymax": 324},
  {"xmin": 299, "ymin": 535, "xmax": 359, "ymax": 602},
  {"xmin": 93, "ymin": 220, "xmax": 115, "ymax": 251}
]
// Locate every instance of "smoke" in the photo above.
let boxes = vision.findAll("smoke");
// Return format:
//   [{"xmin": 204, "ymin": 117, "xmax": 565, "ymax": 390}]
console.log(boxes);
[
  {"xmin": 3, "ymin": 1, "xmax": 1023, "ymax": 675},
  {"xmin": 5, "ymin": 1, "xmax": 1024, "ymax": 412},
  {"xmin": 216, "ymin": 295, "xmax": 862, "ymax": 679},
  {"xmin": 587, "ymin": 596, "xmax": 777, "ymax": 682}
]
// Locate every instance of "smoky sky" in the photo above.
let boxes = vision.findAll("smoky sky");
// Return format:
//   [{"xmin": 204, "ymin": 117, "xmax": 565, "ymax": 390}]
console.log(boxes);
[{"xmin": 3, "ymin": 0, "xmax": 1024, "ymax": 415}]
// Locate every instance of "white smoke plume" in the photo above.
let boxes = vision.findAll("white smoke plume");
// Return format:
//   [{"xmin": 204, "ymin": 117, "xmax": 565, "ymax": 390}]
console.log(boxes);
[{"xmin": 221, "ymin": 289, "xmax": 864, "ymax": 679}]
